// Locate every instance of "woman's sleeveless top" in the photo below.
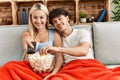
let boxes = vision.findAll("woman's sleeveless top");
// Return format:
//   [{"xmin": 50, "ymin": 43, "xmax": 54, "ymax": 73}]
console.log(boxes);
[{"xmin": 36, "ymin": 29, "xmax": 54, "ymax": 51}]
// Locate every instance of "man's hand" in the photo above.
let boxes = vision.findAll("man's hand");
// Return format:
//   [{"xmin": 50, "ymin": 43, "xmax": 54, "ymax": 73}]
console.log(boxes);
[{"xmin": 40, "ymin": 46, "xmax": 60, "ymax": 55}]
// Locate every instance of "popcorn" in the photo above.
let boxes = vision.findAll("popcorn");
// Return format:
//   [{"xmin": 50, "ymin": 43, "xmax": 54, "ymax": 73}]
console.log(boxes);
[{"xmin": 28, "ymin": 52, "xmax": 54, "ymax": 72}]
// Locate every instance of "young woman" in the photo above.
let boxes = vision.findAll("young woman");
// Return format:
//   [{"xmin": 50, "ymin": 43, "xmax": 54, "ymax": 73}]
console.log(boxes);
[{"xmin": 0, "ymin": 3, "xmax": 63, "ymax": 80}]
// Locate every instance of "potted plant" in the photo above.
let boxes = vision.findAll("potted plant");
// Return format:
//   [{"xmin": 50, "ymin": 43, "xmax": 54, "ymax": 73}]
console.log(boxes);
[
  {"xmin": 79, "ymin": 12, "xmax": 87, "ymax": 23},
  {"xmin": 111, "ymin": 0, "xmax": 120, "ymax": 21}
]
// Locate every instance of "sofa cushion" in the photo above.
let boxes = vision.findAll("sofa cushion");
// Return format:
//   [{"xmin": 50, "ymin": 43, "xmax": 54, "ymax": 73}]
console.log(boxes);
[
  {"xmin": 93, "ymin": 22, "xmax": 120, "ymax": 65},
  {"xmin": 106, "ymin": 65, "xmax": 120, "ymax": 68},
  {"xmin": 0, "ymin": 25, "xmax": 28, "ymax": 66}
]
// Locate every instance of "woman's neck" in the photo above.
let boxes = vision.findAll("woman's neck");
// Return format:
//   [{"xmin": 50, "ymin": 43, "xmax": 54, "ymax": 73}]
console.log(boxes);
[
  {"xmin": 35, "ymin": 28, "xmax": 49, "ymax": 42},
  {"xmin": 37, "ymin": 28, "xmax": 48, "ymax": 34}
]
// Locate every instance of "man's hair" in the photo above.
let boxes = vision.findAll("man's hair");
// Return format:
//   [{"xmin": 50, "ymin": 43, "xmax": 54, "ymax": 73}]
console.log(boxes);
[{"xmin": 49, "ymin": 8, "xmax": 69, "ymax": 25}]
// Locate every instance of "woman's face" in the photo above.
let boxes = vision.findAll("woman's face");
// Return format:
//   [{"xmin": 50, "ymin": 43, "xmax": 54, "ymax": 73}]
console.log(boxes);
[
  {"xmin": 52, "ymin": 15, "xmax": 69, "ymax": 31},
  {"xmin": 31, "ymin": 10, "xmax": 47, "ymax": 30}
]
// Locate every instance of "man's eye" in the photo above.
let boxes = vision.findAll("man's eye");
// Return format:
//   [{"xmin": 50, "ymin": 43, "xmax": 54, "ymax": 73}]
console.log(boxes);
[
  {"xmin": 59, "ymin": 18, "xmax": 61, "ymax": 20},
  {"xmin": 53, "ymin": 20, "xmax": 57, "ymax": 23}
]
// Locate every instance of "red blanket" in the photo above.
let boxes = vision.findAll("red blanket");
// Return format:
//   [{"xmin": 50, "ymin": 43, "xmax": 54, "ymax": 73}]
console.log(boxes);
[
  {"xmin": 0, "ymin": 59, "xmax": 120, "ymax": 80},
  {"xmin": 0, "ymin": 61, "xmax": 48, "ymax": 80},
  {"xmin": 47, "ymin": 59, "xmax": 120, "ymax": 80}
]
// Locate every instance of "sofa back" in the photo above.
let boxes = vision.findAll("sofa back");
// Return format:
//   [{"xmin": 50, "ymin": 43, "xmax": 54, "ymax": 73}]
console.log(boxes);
[
  {"xmin": 0, "ymin": 24, "xmax": 93, "ymax": 66},
  {"xmin": 0, "ymin": 25, "xmax": 28, "ymax": 65}
]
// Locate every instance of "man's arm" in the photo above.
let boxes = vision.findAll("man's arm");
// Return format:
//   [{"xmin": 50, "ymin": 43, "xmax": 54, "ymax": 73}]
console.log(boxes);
[
  {"xmin": 57, "ymin": 42, "xmax": 90, "ymax": 56},
  {"xmin": 43, "ymin": 42, "xmax": 90, "ymax": 57}
]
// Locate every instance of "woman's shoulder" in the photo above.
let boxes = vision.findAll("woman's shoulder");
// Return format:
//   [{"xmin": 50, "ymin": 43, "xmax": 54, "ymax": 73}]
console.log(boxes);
[
  {"xmin": 51, "ymin": 29, "xmax": 62, "ymax": 46},
  {"xmin": 51, "ymin": 29, "xmax": 61, "ymax": 40},
  {"xmin": 50, "ymin": 29, "xmax": 59, "ymax": 35}
]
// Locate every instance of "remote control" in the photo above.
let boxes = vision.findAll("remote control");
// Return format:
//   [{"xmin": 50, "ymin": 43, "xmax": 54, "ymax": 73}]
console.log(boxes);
[{"xmin": 27, "ymin": 42, "xmax": 36, "ymax": 54}]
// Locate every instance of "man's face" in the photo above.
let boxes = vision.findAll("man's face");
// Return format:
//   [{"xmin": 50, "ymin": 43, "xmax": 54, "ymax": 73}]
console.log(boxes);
[{"xmin": 52, "ymin": 15, "xmax": 69, "ymax": 31}]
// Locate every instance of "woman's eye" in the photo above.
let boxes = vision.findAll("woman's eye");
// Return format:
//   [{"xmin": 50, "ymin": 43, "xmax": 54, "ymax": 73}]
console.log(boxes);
[
  {"xmin": 33, "ymin": 16, "xmax": 37, "ymax": 19},
  {"xmin": 40, "ymin": 16, "xmax": 44, "ymax": 19}
]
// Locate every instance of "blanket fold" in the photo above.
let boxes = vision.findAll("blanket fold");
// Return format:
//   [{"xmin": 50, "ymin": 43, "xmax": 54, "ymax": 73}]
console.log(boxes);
[{"xmin": 0, "ymin": 61, "xmax": 46, "ymax": 80}]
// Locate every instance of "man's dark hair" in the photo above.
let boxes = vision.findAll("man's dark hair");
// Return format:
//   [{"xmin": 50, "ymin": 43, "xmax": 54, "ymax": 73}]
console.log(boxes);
[{"xmin": 49, "ymin": 8, "xmax": 69, "ymax": 25}]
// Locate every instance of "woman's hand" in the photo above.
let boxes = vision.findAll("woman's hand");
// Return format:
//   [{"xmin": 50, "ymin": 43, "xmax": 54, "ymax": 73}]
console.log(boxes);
[{"xmin": 22, "ymin": 32, "xmax": 33, "ymax": 52}]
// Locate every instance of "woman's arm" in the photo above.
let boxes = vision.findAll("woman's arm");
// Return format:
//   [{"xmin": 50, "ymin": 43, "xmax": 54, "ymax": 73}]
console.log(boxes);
[
  {"xmin": 51, "ymin": 30, "xmax": 63, "ymax": 74},
  {"xmin": 22, "ymin": 32, "xmax": 34, "ymax": 60},
  {"xmin": 22, "ymin": 32, "xmax": 33, "ymax": 52}
]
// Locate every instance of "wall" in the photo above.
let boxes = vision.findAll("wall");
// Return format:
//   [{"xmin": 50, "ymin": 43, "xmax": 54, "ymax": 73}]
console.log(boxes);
[{"xmin": 109, "ymin": 0, "xmax": 114, "ymax": 21}]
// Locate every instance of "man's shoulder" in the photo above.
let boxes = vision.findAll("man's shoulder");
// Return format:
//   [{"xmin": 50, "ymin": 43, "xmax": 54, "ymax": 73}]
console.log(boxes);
[{"xmin": 73, "ymin": 28, "xmax": 88, "ymax": 32}]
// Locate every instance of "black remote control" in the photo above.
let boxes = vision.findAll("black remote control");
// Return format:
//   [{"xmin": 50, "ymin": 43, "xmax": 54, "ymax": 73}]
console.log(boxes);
[{"xmin": 27, "ymin": 42, "xmax": 36, "ymax": 54}]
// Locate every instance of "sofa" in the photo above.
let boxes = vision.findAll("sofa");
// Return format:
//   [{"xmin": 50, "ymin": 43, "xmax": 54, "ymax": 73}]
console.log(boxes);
[{"xmin": 0, "ymin": 22, "xmax": 120, "ymax": 68}]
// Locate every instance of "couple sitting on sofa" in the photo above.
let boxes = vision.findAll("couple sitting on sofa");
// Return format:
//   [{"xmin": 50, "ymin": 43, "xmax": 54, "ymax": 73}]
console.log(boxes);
[{"xmin": 0, "ymin": 3, "xmax": 120, "ymax": 80}]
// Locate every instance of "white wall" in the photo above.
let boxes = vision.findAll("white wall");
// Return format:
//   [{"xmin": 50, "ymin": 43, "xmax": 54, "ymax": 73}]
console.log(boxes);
[{"xmin": 109, "ymin": 0, "xmax": 115, "ymax": 21}]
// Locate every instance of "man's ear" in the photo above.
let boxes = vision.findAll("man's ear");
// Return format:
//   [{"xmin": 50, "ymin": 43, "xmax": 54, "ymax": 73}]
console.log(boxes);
[{"xmin": 66, "ymin": 16, "xmax": 69, "ymax": 21}]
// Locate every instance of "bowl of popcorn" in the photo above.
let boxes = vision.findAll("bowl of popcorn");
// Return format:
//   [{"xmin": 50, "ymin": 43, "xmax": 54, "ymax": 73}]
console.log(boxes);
[{"xmin": 28, "ymin": 52, "xmax": 55, "ymax": 73}]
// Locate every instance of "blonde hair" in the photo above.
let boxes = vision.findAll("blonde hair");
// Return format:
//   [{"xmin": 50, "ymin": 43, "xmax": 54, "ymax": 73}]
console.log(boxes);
[
  {"xmin": 29, "ymin": 3, "xmax": 49, "ymax": 40},
  {"xmin": 22, "ymin": 3, "xmax": 49, "ymax": 60}
]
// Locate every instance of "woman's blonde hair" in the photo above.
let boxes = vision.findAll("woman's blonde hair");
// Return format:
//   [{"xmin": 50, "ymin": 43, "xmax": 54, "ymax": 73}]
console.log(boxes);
[
  {"xmin": 29, "ymin": 3, "xmax": 49, "ymax": 40},
  {"xmin": 22, "ymin": 3, "xmax": 49, "ymax": 60}
]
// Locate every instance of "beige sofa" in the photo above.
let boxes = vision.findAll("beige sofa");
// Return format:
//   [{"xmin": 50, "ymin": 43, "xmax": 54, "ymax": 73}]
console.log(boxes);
[{"xmin": 0, "ymin": 22, "xmax": 120, "ymax": 68}]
